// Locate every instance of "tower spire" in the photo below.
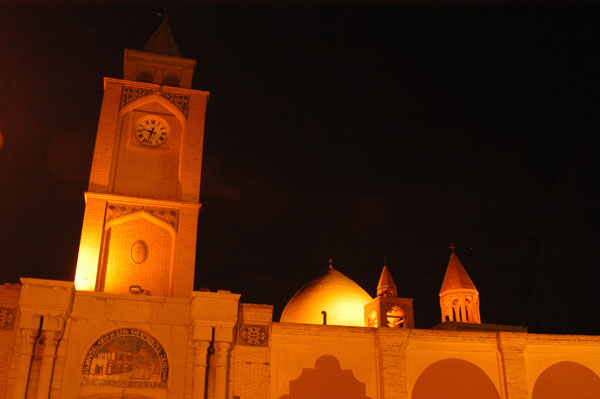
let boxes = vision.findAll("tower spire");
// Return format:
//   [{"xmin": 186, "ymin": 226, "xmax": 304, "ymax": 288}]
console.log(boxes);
[
  {"xmin": 142, "ymin": 11, "xmax": 181, "ymax": 56},
  {"xmin": 377, "ymin": 264, "xmax": 398, "ymax": 297},
  {"xmin": 364, "ymin": 264, "xmax": 414, "ymax": 328},
  {"xmin": 439, "ymin": 246, "xmax": 481, "ymax": 324}
]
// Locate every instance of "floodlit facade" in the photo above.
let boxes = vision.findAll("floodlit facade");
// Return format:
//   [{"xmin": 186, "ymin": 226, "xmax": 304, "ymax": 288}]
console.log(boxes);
[{"xmin": 1, "ymin": 18, "xmax": 600, "ymax": 399}]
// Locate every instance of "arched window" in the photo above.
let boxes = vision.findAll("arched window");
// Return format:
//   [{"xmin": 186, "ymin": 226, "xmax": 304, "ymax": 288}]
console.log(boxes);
[
  {"xmin": 163, "ymin": 74, "xmax": 180, "ymax": 87},
  {"xmin": 136, "ymin": 70, "xmax": 154, "ymax": 83},
  {"xmin": 452, "ymin": 298, "xmax": 460, "ymax": 321},
  {"xmin": 386, "ymin": 306, "xmax": 404, "ymax": 328},
  {"xmin": 368, "ymin": 310, "xmax": 378, "ymax": 327}
]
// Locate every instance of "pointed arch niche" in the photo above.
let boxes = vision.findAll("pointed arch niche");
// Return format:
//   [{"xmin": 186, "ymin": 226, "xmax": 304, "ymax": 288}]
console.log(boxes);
[
  {"xmin": 110, "ymin": 93, "xmax": 186, "ymax": 200},
  {"xmin": 532, "ymin": 361, "xmax": 600, "ymax": 399},
  {"xmin": 411, "ymin": 358, "xmax": 500, "ymax": 399},
  {"xmin": 98, "ymin": 210, "xmax": 176, "ymax": 296}
]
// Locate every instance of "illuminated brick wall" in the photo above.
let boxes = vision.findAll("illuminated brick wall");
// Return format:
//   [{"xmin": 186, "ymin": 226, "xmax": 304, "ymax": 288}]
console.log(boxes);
[
  {"xmin": 102, "ymin": 215, "xmax": 173, "ymax": 296},
  {"xmin": 232, "ymin": 304, "xmax": 273, "ymax": 399},
  {"xmin": 0, "ymin": 284, "xmax": 20, "ymax": 399}
]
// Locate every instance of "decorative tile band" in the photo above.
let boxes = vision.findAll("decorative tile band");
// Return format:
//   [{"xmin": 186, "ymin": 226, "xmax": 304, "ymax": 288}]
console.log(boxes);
[
  {"xmin": 160, "ymin": 92, "xmax": 189, "ymax": 117},
  {"xmin": 106, "ymin": 203, "xmax": 179, "ymax": 232},
  {"xmin": 119, "ymin": 87, "xmax": 154, "ymax": 109},
  {"xmin": 120, "ymin": 86, "xmax": 190, "ymax": 118}
]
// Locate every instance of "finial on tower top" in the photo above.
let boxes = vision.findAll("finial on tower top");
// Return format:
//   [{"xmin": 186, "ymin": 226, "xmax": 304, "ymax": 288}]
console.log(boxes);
[
  {"xmin": 143, "ymin": 8, "xmax": 180, "ymax": 56},
  {"xmin": 328, "ymin": 258, "xmax": 334, "ymax": 270},
  {"xmin": 157, "ymin": 8, "xmax": 168, "ymax": 21},
  {"xmin": 449, "ymin": 243, "xmax": 456, "ymax": 253}
]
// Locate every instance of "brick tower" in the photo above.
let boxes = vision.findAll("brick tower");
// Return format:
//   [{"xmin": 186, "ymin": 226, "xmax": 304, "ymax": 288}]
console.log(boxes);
[
  {"xmin": 439, "ymin": 244, "xmax": 481, "ymax": 323},
  {"xmin": 364, "ymin": 265, "xmax": 415, "ymax": 328},
  {"xmin": 74, "ymin": 17, "xmax": 209, "ymax": 297}
]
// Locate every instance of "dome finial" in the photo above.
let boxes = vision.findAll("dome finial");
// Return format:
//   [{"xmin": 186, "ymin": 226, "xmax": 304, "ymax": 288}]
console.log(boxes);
[
  {"xmin": 449, "ymin": 242, "xmax": 456, "ymax": 253},
  {"xmin": 328, "ymin": 258, "xmax": 334, "ymax": 270}
]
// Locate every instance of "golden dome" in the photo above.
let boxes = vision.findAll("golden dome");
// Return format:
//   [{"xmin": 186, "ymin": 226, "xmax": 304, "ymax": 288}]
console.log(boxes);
[{"xmin": 280, "ymin": 267, "xmax": 373, "ymax": 327}]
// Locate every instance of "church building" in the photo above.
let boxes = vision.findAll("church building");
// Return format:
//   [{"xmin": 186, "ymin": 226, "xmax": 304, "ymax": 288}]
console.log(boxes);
[{"xmin": 1, "ymin": 18, "xmax": 600, "ymax": 399}]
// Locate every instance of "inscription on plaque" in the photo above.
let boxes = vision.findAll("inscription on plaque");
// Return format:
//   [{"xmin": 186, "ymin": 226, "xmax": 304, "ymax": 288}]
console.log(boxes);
[{"xmin": 82, "ymin": 329, "xmax": 168, "ymax": 388}]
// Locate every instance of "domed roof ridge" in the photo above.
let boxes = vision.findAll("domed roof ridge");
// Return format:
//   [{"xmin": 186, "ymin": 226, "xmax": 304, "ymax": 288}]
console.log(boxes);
[{"xmin": 280, "ymin": 267, "xmax": 373, "ymax": 327}]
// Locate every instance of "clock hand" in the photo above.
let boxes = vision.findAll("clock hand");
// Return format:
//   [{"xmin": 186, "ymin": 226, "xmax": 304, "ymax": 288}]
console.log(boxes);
[{"xmin": 141, "ymin": 127, "xmax": 156, "ymax": 137}]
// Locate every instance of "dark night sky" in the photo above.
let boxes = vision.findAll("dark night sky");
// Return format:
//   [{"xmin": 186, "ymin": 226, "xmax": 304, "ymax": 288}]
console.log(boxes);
[{"xmin": 1, "ymin": 1, "xmax": 599, "ymax": 334}]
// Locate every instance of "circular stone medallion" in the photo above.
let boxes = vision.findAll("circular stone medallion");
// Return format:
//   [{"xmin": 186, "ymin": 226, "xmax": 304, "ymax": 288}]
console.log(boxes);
[{"xmin": 131, "ymin": 240, "xmax": 148, "ymax": 264}]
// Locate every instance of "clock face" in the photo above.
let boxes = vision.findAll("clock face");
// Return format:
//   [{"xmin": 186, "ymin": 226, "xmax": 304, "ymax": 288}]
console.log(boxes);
[{"xmin": 135, "ymin": 116, "xmax": 169, "ymax": 146}]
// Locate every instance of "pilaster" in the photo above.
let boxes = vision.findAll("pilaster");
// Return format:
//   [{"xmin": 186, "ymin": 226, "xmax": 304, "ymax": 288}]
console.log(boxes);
[
  {"xmin": 378, "ymin": 328, "xmax": 410, "ymax": 399},
  {"xmin": 497, "ymin": 331, "xmax": 529, "ymax": 399},
  {"xmin": 193, "ymin": 326, "xmax": 213, "ymax": 399},
  {"xmin": 213, "ymin": 341, "xmax": 231, "ymax": 399},
  {"xmin": 35, "ymin": 326, "xmax": 62, "ymax": 399},
  {"xmin": 12, "ymin": 325, "xmax": 39, "ymax": 399}
]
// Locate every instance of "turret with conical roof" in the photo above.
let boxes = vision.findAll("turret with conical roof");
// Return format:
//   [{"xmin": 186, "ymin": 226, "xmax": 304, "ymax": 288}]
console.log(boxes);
[
  {"xmin": 364, "ymin": 264, "xmax": 414, "ymax": 328},
  {"xmin": 377, "ymin": 265, "xmax": 398, "ymax": 297},
  {"xmin": 439, "ymin": 244, "xmax": 481, "ymax": 324}
]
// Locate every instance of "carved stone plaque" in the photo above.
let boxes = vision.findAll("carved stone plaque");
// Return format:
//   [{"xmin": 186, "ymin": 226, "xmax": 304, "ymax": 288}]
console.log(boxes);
[
  {"xmin": 0, "ymin": 307, "xmax": 16, "ymax": 330},
  {"xmin": 81, "ymin": 328, "xmax": 168, "ymax": 388},
  {"xmin": 130, "ymin": 241, "xmax": 148, "ymax": 264},
  {"xmin": 238, "ymin": 324, "xmax": 269, "ymax": 347}
]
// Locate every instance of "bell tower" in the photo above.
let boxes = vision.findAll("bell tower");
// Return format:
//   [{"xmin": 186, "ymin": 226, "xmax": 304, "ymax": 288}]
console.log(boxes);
[
  {"xmin": 364, "ymin": 265, "xmax": 415, "ymax": 328},
  {"xmin": 439, "ymin": 244, "xmax": 481, "ymax": 323},
  {"xmin": 74, "ymin": 17, "xmax": 209, "ymax": 297}
]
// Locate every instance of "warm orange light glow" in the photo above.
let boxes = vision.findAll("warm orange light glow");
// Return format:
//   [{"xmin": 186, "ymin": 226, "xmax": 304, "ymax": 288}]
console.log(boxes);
[
  {"xmin": 280, "ymin": 268, "xmax": 372, "ymax": 327},
  {"xmin": 74, "ymin": 243, "xmax": 99, "ymax": 291}
]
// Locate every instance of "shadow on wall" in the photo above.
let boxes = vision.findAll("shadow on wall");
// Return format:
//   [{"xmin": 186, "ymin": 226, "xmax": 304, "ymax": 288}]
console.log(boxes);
[
  {"xmin": 279, "ymin": 354, "xmax": 372, "ymax": 399},
  {"xmin": 411, "ymin": 358, "xmax": 501, "ymax": 399},
  {"xmin": 532, "ymin": 361, "xmax": 600, "ymax": 399}
]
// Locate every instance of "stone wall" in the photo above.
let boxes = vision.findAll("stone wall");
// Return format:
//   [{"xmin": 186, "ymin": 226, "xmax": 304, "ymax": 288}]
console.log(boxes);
[{"xmin": 0, "ymin": 283, "xmax": 20, "ymax": 398}]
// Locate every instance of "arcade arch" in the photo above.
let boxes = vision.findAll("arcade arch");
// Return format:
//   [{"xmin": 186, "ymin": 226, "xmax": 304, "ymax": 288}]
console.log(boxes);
[
  {"xmin": 532, "ymin": 361, "xmax": 600, "ymax": 399},
  {"xmin": 411, "ymin": 358, "xmax": 500, "ymax": 399}
]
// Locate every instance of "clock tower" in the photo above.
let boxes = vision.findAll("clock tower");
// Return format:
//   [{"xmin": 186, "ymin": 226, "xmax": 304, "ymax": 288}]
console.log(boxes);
[{"xmin": 74, "ymin": 17, "xmax": 209, "ymax": 297}]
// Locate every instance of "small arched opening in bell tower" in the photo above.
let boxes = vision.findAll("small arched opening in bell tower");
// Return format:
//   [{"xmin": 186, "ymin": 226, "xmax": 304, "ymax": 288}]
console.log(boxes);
[
  {"xmin": 163, "ymin": 74, "xmax": 180, "ymax": 87},
  {"xmin": 386, "ymin": 306, "xmax": 404, "ymax": 328},
  {"xmin": 136, "ymin": 70, "xmax": 155, "ymax": 83},
  {"xmin": 368, "ymin": 310, "xmax": 378, "ymax": 328}
]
